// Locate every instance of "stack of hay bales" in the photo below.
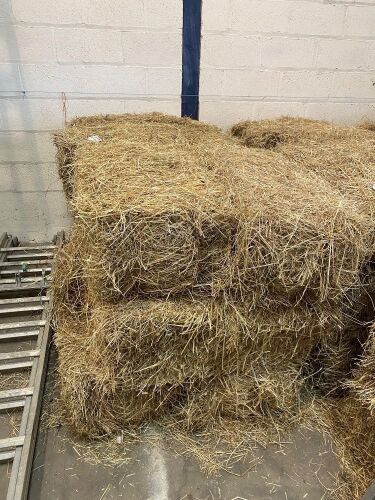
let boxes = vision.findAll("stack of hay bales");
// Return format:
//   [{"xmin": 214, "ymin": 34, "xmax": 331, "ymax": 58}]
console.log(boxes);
[
  {"xmin": 53, "ymin": 113, "xmax": 375, "ymax": 439},
  {"xmin": 231, "ymin": 117, "xmax": 375, "ymax": 392}
]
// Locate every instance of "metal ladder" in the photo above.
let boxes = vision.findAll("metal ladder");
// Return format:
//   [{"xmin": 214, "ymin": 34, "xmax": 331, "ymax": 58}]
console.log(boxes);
[{"xmin": 0, "ymin": 231, "xmax": 63, "ymax": 500}]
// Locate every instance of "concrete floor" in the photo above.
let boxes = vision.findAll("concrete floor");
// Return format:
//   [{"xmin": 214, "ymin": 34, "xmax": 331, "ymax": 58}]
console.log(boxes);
[{"xmin": 28, "ymin": 424, "xmax": 338, "ymax": 500}]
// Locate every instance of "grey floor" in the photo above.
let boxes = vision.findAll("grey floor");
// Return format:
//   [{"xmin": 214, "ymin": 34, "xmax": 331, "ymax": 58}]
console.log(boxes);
[{"xmin": 28, "ymin": 424, "xmax": 338, "ymax": 500}]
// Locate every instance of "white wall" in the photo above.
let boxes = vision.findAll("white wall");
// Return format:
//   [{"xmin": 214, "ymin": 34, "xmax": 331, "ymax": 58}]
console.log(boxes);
[
  {"xmin": 200, "ymin": 0, "xmax": 375, "ymax": 127},
  {"xmin": 1, "ymin": 0, "xmax": 375, "ymax": 240},
  {"xmin": 0, "ymin": 0, "xmax": 182, "ymax": 241}
]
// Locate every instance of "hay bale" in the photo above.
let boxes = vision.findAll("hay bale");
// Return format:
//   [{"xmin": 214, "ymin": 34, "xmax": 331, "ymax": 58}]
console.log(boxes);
[
  {"xmin": 54, "ymin": 291, "xmax": 344, "ymax": 437},
  {"xmin": 230, "ymin": 116, "xmax": 346, "ymax": 149},
  {"xmin": 54, "ymin": 113, "xmax": 373, "ymax": 304},
  {"xmin": 230, "ymin": 116, "xmax": 375, "ymax": 220}
]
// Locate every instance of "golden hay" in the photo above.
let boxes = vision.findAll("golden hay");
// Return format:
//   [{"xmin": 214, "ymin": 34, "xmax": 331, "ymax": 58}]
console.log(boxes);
[
  {"xmin": 54, "ymin": 294, "xmax": 342, "ymax": 437},
  {"xmin": 311, "ymin": 397, "xmax": 375, "ymax": 500},
  {"xmin": 346, "ymin": 323, "xmax": 375, "ymax": 408},
  {"xmin": 358, "ymin": 121, "xmax": 375, "ymax": 132},
  {"xmin": 230, "ymin": 116, "xmax": 375, "ymax": 220},
  {"xmin": 54, "ymin": 113, "xmax": 374, "ymax": 304},
  {"xmin": 52, "ymin": 114, "xmax": 375, "ymax": 497},
  {"xmin": 230, "ymin": 116, "xmax": 350, "ymax": 148}
]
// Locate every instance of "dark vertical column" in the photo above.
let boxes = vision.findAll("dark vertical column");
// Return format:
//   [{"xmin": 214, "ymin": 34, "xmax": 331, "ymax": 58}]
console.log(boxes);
[{"xmin": 181, "ymin": 0, "xmax": 202, "ymax": 120}]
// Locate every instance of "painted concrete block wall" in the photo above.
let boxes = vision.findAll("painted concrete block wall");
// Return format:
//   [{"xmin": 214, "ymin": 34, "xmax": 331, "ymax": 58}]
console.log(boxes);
[
  {"xmin": 1, "ymin": 0, "xmax": 375, "ymax": 240},
  {"xmin": 200, "ymin": 0, "xmax": 375, "ymax": 128},
  {"xmin": 0, "ymin": 0, "xmax": 182, "ymax": 241}
]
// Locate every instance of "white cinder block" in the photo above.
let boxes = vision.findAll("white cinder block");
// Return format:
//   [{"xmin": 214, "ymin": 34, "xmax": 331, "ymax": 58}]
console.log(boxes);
[
  {"xmin": 199, "ymin": 100, "xmax": 258, "ymax": 129},
  {"xmin": 200, "ymin": 68, "xmax": 224, "ymax": 96},
  {"xmin": 55, "ymin": 28, "xmax": 123, "ymax": 63},
  {"xmin": 254, "ymin": 101, "xmax": 305, "ymax": 120},
  {"xmin": 316, "ymin": 39, "xmax": 370, "ymax": 70},
  {"xmin": 201, "ymin": 34, "xmax": 261, "ymax": 68},
  {"xmin": 288, "ymin": 2, "xmax": 345, "ymax": 36},
  {"xmin": 124, "ymin": 99, "xmax": 180, "ymax": 115},
  {"xmin": 145, "ymin": 0, "xmax": 182, "ymax": 29},
  {"xmin": 278, "ymin": 71, "xmax": 333, "ymax": 98},
  {"xmin": 329, "ymin": 0, "xmax": 375, "ymax": 3},
  {"xmin": 231, "ymin": 0, "xmax": 290, "ymax": 34},
  {"xmin": 368, "ymin": 43, "xmax": 375, "ymax": 70},
  {"xmin": 66, "ymin": 99, "xmax": 126, "ymax": 120},
  {"xmin": 0, "ymin": 192, "xmax": 47, "ymax": 225},
  {"xmin": 21, "ymin": 64, "xmax": 148, "ymax": 94},
  {"xmin": 223, "ymin": 69, "xmax": 279, "ymax": 97},
  {"xmin": 0, "ymin": 0, "xmax": 12, "ymax": 22},
  {"xmin": 0, "ymin": 132, "xmax": 55, "ymax": 162},
  {"xmin": 0, "ymin": 163, "xmax": 62, "ymax": 192},
  {"xmin": 345, "ymin": 6, "xmax": 375, "ymax": 36},
  {"xmin": 333, "ymin": 72, "xmax": 375, "ymax": 99},
  {"xmin": 4, "ymin": 195, "xmax": 70, "ymax": 240},
  {"xmin": 0, "ymin": 63, "xmax": 21, "ymax": 91},
  {"xmin": 147, "ymin": 68, "xmax": 181, "ymax": 95},
  {"xmin": 261, "ymin": 37, "xmax": 315, "ymax": 69},
  {"xmin": 304, "ymin": 102, "xmax": 375, "ymax": 125},
  {"xmin": 0, "ymin": 99, "xmax": 63, "ymax": 130},
  {"xmin": 45, "ymin": 190, "xmax": 69, "ymax": 220},
  {"xmin": 85, "ymin": 0, "xmax": 145, "ymax": 28},
  {"xmin": 12, "ymin": 0, "xmax": 84, "ymax": 24},
  {"xmin": 202, "ymin": 0, "xmax": 231, "ymax": 32},
  {"xmin": 122, "ymin": 32, "xmax": 181, "ymax": 67},
  {"xmin": 0, "ymin": 26, "xmax": 54, "ymax": 62}
]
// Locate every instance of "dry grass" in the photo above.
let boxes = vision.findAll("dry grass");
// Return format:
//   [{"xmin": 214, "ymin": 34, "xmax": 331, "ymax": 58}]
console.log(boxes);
[
  {"xmin": 231, "ymin": 116, "xmax": 375, "ymax": 220},
  {"xmin": 0, "ymin": 371, "xmax": 30, "ymax": 391},
  {"xmin": 347, "ymin": 323, "xmax": 375, "ymax": 407},
  {"xmin": 54, "ymin": 113, "xmax": 374, "ymax": 305},
  {"xmin": 51, "ymin": 113, "xmax": 375, "ymax": 498},
  {"xmin": 358, "ymin": 121, "xmax": 375, "ymax": 132},
  {"xmin": 53, "ymin": 292, "xmax": 354, "ymax": 441},
  {"xmin": 309, "ymin": 397, "xmax": 375, "ymax": 500}
]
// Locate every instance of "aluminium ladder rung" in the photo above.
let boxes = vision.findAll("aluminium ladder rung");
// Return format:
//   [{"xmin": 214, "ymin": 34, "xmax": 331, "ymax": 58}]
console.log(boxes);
[
  {"xmin": 0, "ymin": 260, "xmax": 53, "ymax": 268},
  {"xmin": 0, "ymin": 306, "xmax": 45, "ymax": 315},
  {"xmin": 0, "ymin": 245, "xmax": 56, "ymax": 252},
  {"xmin": 0, "ymin": 400, "xmax": 25, "ymax": 411},
  {"xmin": 0, "ymin": 320, "xmax": 46, "ymax": 331},
  {"xmin": 0, "ymin": 330, "xmax": 39, "ymax": 341},
  {"xmin": 0, "ymin": 436, "xmax": 25, "ymax": 451},
  {"xmin": 0, "ymin": 284, "xmax": 49, "ymax": 293},
  {"xmin": 0, "ymin": 350, "xmax": 40, "ymax": 362},
  {"xmin": 0, "ymin": 387, "xmax": 34, "ymax": 400},
  {"xmin": 7, "ymin": 253, "xmax": 54, "ymax": 260},
  {"xmin": 0, "ymin": 277, "xmax": 51, "ymax": 285},
  {"xmin": 0, "ymin": 450, "xmax": 16, "ymax": 462},
  {"xmin": 0, "ymin": 268, "xmax": 51, "ymax": 276},
  {"xmin": 0, "ymin": 297, "xmax": 49, "ymax": 305},
  {"xmin": 0, "ymin": 360, "xmax": 34, "ymax": 372}
]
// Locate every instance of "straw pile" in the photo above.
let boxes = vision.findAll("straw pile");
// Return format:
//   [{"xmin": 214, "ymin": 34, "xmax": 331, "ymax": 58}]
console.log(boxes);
[{"xmin": 53, "ymin": 113, "xmax": 375, "ymax": 495}]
